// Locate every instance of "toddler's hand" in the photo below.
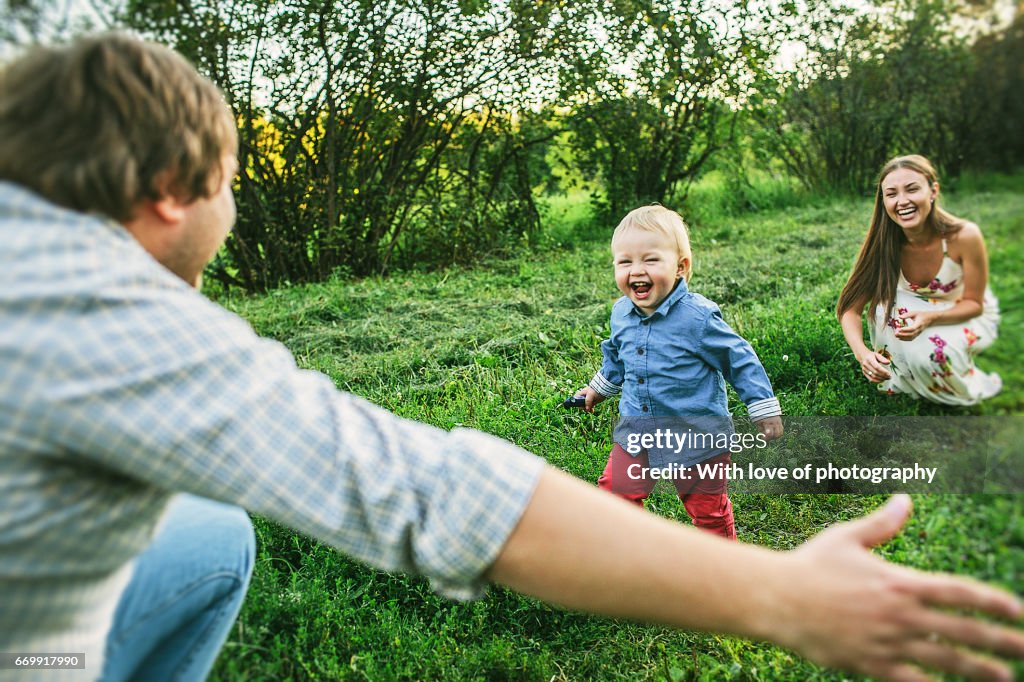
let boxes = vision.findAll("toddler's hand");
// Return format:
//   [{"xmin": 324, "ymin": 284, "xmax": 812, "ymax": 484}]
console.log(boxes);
[
  {"xmin": 756, "ymin": 416, "xmax": 783, "ymax": 441},
  {"xmin": 575, "ymin": 387, "xmax": 605, "ymax": 414}
]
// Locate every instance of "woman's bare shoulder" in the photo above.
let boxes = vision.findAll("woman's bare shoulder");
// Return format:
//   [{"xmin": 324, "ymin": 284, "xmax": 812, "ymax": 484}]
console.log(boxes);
[
  {"xmin": 946, "ymin": 221, "xmax": 985, "ymax": 259},
  {"xmin": 953, "ymin": 220, "xmax": 983, "ymax": 239}
]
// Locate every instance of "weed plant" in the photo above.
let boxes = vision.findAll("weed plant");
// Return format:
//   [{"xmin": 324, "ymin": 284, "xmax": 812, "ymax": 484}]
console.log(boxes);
[{"xmin": 211, "ymin": 173, "xmax": 1023, "ymax": 681}]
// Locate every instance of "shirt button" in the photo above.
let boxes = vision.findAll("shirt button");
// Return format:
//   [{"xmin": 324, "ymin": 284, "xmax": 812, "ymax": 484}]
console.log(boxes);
[
  {"xmin": 637, "ymin": 348, "xmax": 645, "ymax": 355},
  {"xmin": 638, "ymin": 378, "xmax": 645, "ymax": 384},
  {"xmin": 642, "ymin": 406, "xmax": 649, "ymax": 412}
]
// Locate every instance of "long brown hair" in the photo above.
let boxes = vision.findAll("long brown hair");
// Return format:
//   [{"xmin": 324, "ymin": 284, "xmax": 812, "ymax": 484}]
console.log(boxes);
[{"xmin": 836, "ymin": 155, "xmax": 964, "ymax": 324}]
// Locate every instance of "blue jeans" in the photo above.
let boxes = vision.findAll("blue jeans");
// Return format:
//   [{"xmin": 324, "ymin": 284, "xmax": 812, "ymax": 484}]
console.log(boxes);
[{"xmin": 101, "ymin": 494, "xmax": 255, "ymax": 681}]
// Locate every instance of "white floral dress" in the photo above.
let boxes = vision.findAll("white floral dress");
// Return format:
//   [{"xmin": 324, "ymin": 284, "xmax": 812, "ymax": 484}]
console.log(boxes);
[{"xmin": 869, "ymin": 240, "xmax": 1001, "ymax": 405}]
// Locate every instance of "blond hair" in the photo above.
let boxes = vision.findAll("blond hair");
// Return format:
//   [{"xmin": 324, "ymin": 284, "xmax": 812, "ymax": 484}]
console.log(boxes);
[
  {"xmin": 611, "ymin": 205, "xmax": 693, "ymax": 281},
  {"xmin": 0, "ymin": 32, "xmax": 237, "ymax": 222}
]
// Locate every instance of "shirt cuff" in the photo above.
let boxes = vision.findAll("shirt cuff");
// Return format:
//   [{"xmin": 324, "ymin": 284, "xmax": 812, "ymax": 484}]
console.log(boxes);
[
  {"xmin": 746, "ymin": 397, "xmax": 781, "ymax": 421},
  {"xmin": 589, "ymin": 372, "xmax": 622, "ymax": 397}
]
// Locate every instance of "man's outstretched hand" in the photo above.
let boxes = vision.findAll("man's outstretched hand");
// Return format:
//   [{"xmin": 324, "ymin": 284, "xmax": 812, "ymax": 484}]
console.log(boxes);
[
  {"xmin": 771, "ymin": 495, "xmax": 1024, "ymax": 681},
  {"xmin": 492, "ymin": 470, "xmax": 1024, "ymax": 682}
]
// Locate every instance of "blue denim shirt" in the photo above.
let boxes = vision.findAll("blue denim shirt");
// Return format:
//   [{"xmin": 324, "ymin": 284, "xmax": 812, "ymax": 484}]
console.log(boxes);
[{"xmin": 589, "ymin": 279, "xmax": 780, "ymax": 466}]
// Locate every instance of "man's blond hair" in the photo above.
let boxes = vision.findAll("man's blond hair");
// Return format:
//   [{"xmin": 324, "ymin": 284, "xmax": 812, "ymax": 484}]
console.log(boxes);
[
  {"xmin": 0, "ymin": 33, "xmax": 237, "ymax": 222},
  {"xmin": 611, "ymin": 205, "xmax": 693, "ymax": 281}
]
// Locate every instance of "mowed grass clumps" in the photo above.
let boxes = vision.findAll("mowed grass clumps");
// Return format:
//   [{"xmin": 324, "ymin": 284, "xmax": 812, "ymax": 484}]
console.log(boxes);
[{"xmin": 211, "ymin": 174, "xmax": 1024, "ymax": 681}]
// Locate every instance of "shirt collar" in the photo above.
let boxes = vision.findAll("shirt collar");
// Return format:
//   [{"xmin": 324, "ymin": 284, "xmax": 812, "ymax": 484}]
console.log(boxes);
[
  {"xmin": 629, "ymin": 277, "xmax": 689, "ymax": 320},
  {"xmin": 0, "ymin": 181, "xmax": 131, "ymax": 242}
]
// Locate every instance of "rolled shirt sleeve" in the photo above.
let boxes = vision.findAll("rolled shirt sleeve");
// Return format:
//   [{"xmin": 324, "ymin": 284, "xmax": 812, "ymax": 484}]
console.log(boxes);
[
  {"xmin": 589, "ymin": 335, "xmax": 624, "ymax": 397},
  {"xmin": 2, "ymin": 185, "xmax": 553, "ymax": 677},
  {"xmin": 30, "ymin": 280, "xmax": 544, "ymax": 600}
]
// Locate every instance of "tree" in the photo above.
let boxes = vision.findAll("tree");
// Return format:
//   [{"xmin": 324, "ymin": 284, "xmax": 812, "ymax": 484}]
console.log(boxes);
[
  {"xmin": 754, "ymin": 0, "xmax": 1000, "ymax": 194},
  {"xmin": 118, "ymin": 0, "xmax": 563, "ymax": 290},
  {"xmin": 960, "ymin": 11, "xmax": 1024, "ymax": 171},
  {"xmin": 562, "ymin": 0, "xmax": 780, "ymax": 218}
]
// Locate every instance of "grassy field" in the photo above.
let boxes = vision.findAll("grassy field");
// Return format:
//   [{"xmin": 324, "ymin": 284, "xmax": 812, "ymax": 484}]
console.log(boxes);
[{"xmin": 210, "ymin": 174, "xmax": 1023, "ymax": 680}]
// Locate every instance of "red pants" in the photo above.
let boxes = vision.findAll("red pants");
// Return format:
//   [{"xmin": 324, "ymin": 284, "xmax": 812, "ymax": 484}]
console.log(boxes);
[{"xmin": 597, "ymin": 445, "xmax": 736, "ymax": 540}]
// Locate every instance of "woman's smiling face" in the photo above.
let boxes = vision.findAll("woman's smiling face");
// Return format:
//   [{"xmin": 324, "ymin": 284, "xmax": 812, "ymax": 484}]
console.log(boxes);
[
  {"xmin": 881, "ymin": 167, "xmax": 938, "ymax": 232},
  {"xmin": 612, "ymin": 228, "xmax": 687, "ymax": 315}
]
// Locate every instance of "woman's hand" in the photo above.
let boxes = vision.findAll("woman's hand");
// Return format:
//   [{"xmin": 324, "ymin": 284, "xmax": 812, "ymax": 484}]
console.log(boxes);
[
  {"xmin": 575, "ymin": 386, "xmax": 606, "ymax": 413},
  {"xmin": 839, "ymin": 306, "xmax": 892, "ymax": 384},
  {"xmin": 859, "ymin": 351, "xmax": 892, "ymax": 383},
  {"xmin": 895, "ymin": 311, "xmax": 938, "ymax": 341}
]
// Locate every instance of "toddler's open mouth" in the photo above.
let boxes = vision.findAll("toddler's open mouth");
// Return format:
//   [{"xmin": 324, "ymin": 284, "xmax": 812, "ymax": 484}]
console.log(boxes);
[{"xmin": 630, "ymin": 281, "xmax": 652, "ymax": 299}]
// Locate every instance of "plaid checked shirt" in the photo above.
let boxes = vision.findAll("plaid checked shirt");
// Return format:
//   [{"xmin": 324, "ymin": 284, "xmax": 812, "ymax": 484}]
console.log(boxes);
[{"xmin": 0, "ymin": 182, "xmax": 543, "ymax": 680}]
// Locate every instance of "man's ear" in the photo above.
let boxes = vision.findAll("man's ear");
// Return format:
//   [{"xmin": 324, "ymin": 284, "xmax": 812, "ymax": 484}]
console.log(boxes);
[
  {"xmin": 146, "ymin": 169, "xmax": 191, "ymax": 225},
  {"xmin": 149, "ymin": 194, "xmax": 188, "ymax": 225}
]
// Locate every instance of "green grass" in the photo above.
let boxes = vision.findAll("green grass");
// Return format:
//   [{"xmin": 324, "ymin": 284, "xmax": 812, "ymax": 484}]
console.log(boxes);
[
  {"xmin": 682, "ymin": 168, "xmax": 816, "ymax": 226},
  {"xmin": 210, "ymin": 174, "xmax": 1024, "ymax": 681}
]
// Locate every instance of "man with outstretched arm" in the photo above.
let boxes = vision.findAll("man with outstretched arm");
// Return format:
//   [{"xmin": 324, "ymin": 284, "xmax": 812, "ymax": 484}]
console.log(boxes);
[{"xmin": 1, "ymin": 34, "xmax": 1021, "ymax": 682}]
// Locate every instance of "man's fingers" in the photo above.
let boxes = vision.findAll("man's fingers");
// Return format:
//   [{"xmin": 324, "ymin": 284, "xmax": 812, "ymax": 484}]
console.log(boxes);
[
  {"xmin": 862, "ymin": 628, "xmax": 1020, "ymax": 682},
  {"xmin": 861, "ymin": 660, "xmax": 932, "ymax": 682},
  {"xmin": 903, "ymin": 639, "xmax": 1015, "ymax": 682},
  {"xmin": 916, "ymin": 610, "xmax": 1024, "ymax": 657},
  {"xmin": 833, "ymin": 494, "xmax": 912, "ymax": 548},
  {"xmin": 907, "ymin": 573, "xmax": 1023, "ymax": 621}
]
